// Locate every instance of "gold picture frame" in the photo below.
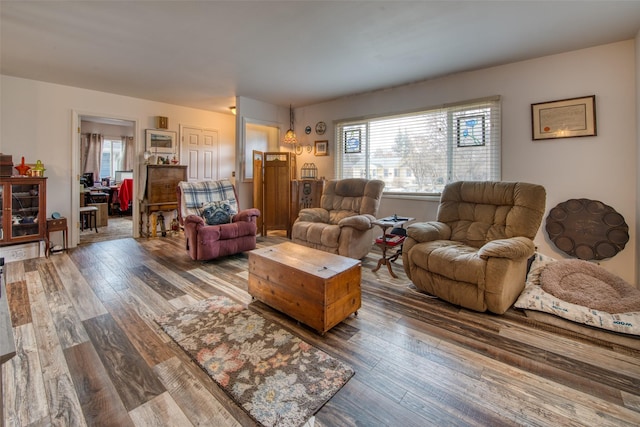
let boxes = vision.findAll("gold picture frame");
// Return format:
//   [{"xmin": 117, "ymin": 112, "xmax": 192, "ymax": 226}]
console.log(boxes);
[
  {"xmin": 531, "ymin": 95, "xmax": 596, "ymax": 140},
  {"xmin": 314, "ymin": 140, "xmax": 328, "ymax": 156}
]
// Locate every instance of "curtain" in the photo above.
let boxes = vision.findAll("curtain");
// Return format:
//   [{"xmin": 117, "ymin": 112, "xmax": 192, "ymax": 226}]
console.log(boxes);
[
  {"xmin": 81, "ymin": 133, "xmax": 103, "ymax": 181},
  {"xmin": 121, "ymin": 136, "xmax": 135, "ymax": 171}
]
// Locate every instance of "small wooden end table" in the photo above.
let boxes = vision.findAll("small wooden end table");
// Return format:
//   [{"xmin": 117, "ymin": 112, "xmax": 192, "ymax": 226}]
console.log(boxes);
[
  {"xmin": 372, "ymin": 215, "xmax": 414, "ymax": 278},
  {"xmin": 46, "ymin": 217, "xmax": 68, "ymax": 257}
]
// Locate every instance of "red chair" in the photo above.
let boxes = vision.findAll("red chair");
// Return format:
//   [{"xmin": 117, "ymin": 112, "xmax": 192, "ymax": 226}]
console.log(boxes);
[{"xmin": 118, "ymin": 178, "xmax": 133, "ymax": 215}]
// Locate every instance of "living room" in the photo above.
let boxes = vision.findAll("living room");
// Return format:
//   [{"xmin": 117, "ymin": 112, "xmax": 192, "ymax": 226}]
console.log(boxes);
[
  {"xmin": 1, "ymin": 38, "xmax": 637, "ymax": 283},
  {"xmin": 0, "ymin": 1, "xmax": 640, "ymax": 424}
]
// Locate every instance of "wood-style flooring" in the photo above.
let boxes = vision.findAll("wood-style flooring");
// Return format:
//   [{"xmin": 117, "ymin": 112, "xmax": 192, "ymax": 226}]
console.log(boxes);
[{"xmin": 2, "ymin": 234, "xmax": 639, "ymax": 426}]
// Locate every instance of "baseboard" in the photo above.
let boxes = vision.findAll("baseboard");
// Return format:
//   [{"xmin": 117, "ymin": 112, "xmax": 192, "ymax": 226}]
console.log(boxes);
[{"xmin": 0, "ymin": 241, "xmax": 44, "ymax": 263}]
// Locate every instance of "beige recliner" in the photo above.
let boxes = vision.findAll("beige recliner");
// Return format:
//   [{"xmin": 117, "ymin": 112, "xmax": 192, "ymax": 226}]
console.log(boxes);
[
  {"xmin": 291, "ymin": 178, "xmax": 385, "ymax": 259},
  {"xmin": 402, "ymin": 181, "xmax": 546, "ymax": 314}
]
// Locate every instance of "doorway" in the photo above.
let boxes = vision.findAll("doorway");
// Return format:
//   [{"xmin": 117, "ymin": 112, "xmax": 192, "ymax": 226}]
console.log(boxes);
[
  {"xmin": 72, "ymin": 113, "xmax": 138, "ymax": 247},
  {"xmin": 236, "ymin": 119, "xmax": 280, "ymax": 210}
]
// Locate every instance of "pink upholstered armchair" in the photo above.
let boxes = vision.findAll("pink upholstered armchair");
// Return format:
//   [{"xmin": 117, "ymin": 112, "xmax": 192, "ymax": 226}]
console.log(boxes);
[{"xmin": 177, "ymin": 179, "xmax": 260, "ymax": 261}]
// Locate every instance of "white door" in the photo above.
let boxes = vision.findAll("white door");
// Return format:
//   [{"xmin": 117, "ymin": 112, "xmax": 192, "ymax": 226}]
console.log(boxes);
[{"xmin": 181, "ymin": 126, "xmax": 219, "ymax": 181}]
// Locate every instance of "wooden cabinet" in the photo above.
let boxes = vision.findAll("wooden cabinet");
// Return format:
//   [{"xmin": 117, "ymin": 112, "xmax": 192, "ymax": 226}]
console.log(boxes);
[
  {"xmin": 253, "ymin": 152, "xmax": 296, "ymax": 237},
  {"xmin": 0, "ymin": 177, "xmax": 47, "ymax": 246},
  {"xmin": 290, "ymin": 179, "xmax": 325, "ymax": 233},
  {"xmin": 139, "ymin": 165, "xmax": 187, "ymax": 237}
]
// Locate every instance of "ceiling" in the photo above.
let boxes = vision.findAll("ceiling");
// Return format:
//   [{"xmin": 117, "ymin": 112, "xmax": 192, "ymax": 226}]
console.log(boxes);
[{"xmin": 2, "ymin": 1, "xmax": 640, "ymax": 114}]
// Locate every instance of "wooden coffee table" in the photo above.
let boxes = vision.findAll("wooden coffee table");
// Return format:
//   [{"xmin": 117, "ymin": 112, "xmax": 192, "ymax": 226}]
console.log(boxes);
[{"xmin": 248, "ymin": 242, "xmax": 361, "ymax": 334}]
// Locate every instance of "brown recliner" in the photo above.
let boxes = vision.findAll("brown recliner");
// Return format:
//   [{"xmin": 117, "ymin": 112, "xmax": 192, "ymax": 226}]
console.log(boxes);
[
  {"xmin": 402, "ymin": 181, "xmax": 546, "ymax": 314},
  {"xmin": 291, "ymin": 178, "xmax": 385, "ymax": 259}
]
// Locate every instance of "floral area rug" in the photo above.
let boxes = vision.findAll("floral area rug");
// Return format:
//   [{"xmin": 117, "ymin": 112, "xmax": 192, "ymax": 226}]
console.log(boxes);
[{"xmin": 156, "ymin": 296, "xmax": 354, "ymax": 427}]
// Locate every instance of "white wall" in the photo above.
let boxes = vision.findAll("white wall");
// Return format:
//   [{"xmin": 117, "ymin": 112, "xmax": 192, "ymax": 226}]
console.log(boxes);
[
  {"xmin": 296, "ymin": 40, "xmax": 637, "ymax": 283},
  {"xmin": 1, "ymin": 76, "xmax": 235, "ymax": 244},
  {"xmin": 636, "ymin": 30, "xmax": 640, "ymax": 285}
]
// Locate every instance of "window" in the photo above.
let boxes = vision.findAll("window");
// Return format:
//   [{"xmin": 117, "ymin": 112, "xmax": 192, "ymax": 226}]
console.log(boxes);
[
  {"xmin": 336, "ymin": 96, "xmax": 501, "ymax": 195},
  {"xmin": 100, "ymin": 138, "xmax": 123, "ymax": 180}
]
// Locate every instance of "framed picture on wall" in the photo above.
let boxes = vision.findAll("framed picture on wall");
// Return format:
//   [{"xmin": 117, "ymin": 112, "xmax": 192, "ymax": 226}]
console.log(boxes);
[
  {"xmin": 146, "ymin": 129, "xmax": 177, "ymax": 154},
  {"xmin": 531, "ymin": 95, "xmax": 597, "ymax": 140},
  {"xmin": 314, "ymin": 140, "xmax": 328, "ymax": 156}
]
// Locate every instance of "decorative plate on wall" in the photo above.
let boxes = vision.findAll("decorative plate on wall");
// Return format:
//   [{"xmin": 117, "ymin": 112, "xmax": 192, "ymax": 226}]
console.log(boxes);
[
  {"xmin": 315, "ymin": 121, "xmax": 326, "ymax": 135},
  {"xmin": 545, "ymin": 198, "xmax": 629, "ymax": 260}
]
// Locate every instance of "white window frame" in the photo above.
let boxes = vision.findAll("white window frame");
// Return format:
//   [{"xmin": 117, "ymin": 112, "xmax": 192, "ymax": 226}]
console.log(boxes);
[
  {"xmin": 335, "ymin": 96, "xmax": 501, "ymax": 196},
  {"xmin": 100, "ymin": 138, "xmax": 124, "ymax": 180}
]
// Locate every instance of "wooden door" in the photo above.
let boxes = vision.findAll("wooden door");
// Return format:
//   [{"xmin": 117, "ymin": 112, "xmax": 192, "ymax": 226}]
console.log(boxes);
[
  {"xmin": 264, "ymin": 158, "xmax": 290, "ymax": 232},
  {"xmin": 262, "ymin": 152, "xmax": 295, "ymax": 236},
  {"xmin": 182, "ymin": 126, "xmax": 219, "ymax": 182}
]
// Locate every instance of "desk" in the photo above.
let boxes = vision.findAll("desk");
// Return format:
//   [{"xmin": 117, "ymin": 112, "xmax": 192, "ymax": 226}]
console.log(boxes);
[
  {"xmin": 82, "ymin": 185, "xmax": 112, "ymax": 206},
  {"xmin": 88, "ymin": 192, "xmax": 109, "ymax": 204},
  {"xmin": 46, "ymin": 217, "xmax": 68, "ymax": 257},
  {"xmin": 88, "ymin": 203, "xmax": 108, "ymax": 227},
  {"xmin": 371, "ymin": 215, "xmax": 414, "ymax": 278}
]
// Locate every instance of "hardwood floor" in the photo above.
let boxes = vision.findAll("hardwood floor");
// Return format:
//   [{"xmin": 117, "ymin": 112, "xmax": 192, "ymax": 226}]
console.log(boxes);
[{"xmin": 2, "ymin": 234, "xmax": 639, "ymax": 426}]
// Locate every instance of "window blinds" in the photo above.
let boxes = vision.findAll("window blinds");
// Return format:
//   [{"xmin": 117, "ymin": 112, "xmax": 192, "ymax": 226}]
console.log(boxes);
[{"xmin": 336, "ymin": 96, "xmax": 501, "ymax": 195}]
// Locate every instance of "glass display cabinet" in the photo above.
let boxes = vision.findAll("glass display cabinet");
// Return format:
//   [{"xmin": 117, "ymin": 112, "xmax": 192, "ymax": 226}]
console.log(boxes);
[{"xmin": 0, "ymin": 177, "xmax": 47, "ymax": 246}]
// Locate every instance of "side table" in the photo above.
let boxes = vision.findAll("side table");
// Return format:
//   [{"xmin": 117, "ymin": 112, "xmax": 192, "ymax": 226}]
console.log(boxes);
[
  {"xmin": 46, "ymin": 217, "xmax": 68, "ymax": 257},
  {"xmin": 371, "ymin": 215, "xmax": 414, "ymax": 278}
]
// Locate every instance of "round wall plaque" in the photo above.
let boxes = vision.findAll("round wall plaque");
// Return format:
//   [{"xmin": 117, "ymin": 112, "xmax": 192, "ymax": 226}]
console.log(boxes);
[
  {"xmin": 315, "ymin": 121, "xmax": 326, "ymax": 135},
  {"xmin": 545, "ymin": 198, "xmax": 629, "ymax": 260}
]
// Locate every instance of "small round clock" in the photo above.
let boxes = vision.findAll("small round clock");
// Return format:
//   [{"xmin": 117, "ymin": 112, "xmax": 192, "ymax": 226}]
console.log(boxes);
[{"xmin": 315, "ymin": 121, "xmax": 327, "ymax": 135}]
